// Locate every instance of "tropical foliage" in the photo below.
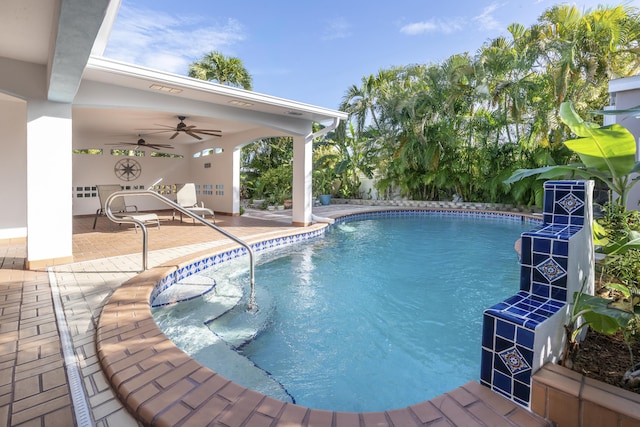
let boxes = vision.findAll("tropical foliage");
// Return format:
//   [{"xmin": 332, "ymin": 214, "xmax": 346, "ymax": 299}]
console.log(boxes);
[
  {"xmin": 505, "ymin": 101, "xmax": 640, "ymax": 207},
  {"xmin": 189, "ymin": 50, "xmax": 253, "ymax": 90},
  {"xmin": 327, "ymin": 4, "xmax": 640, "ymax": 204},
  {"xmin": 229, "ymin": 4, "xmax": 640, "ymax": 209}
]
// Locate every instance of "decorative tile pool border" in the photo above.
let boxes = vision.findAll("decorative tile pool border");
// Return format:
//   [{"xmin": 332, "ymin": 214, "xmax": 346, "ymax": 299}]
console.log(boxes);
[
  {"xmin": 334, "ymin": 208, "xmax": 542, "ymax": 225},
  {"xmin": 480, "ymin": 180, "xmax": 594, "ymax": 408},
  {"xmin": 151, "ymin": 208, "xmax": 541, "ymax": 307},
  {"xmin": 150, "ymin": 228, "xmax": 326, "ymax": 306}
]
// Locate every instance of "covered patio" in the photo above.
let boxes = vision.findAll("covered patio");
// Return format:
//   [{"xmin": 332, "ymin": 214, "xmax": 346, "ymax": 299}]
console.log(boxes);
[{"xmin": 0, "ymin": 0, "xmax": 347, "ymax": 269}]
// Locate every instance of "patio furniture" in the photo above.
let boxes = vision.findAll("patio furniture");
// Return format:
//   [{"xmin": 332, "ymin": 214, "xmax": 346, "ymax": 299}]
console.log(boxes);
[
  {"xmin": 93, "ymin": 184, "xmax": 160, "ymax": 230},
  {"xmin": 173, "ymin": 183, "xmax": 215, "ymax": 224}
]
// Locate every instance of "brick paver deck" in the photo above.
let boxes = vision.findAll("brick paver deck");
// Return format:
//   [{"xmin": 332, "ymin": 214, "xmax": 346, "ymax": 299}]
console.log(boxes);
[{"xmin": 1, "ymin": 206, "xmax": 553, "ymax": 426}]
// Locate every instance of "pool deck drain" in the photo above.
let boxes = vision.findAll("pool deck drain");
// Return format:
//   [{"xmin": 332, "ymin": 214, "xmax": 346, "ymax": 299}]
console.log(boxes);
[{"xmin": 1, "ymin": 206, "xmax": 552, "ymax": 426}]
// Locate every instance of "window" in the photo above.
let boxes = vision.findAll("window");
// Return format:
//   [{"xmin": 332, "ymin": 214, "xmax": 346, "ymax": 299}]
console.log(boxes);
[
  {"xmin": 111, "ymin": 149, "xmax": 145, "ymax": 157},
  {"xmin": 72, "ymin": 148, "xmax": 103, "ymax": 155}
]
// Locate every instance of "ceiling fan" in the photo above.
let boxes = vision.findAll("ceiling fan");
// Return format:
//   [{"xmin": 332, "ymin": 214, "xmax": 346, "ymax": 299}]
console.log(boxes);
[
  {"xmin": 142, "ymin": 116, "xmax": 222, "ymax": 140},
  {"xmin": 107, "ymin": 136, "xmax": 174, "ymax": 150}
]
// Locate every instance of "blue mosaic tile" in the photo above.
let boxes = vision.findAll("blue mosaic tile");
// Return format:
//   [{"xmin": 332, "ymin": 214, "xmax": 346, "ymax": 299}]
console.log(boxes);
[
  {"xmin": 480, "ymin": 349, "xmax": 493, "ymax": 383},
  {"xmin": 482, "ymin": 315, "xmax": 495, "ymax": 348},
  {"xmin": 493, "ymin": 371, "xmax": 512, "ymax": 394},
  {"xmin": 514, "ymin": 370, "xmax": 531, "ymax": 384},
  {"xmin": 529, "ymin": 312, "xmax": 548, "ymax": 324},
  {"xmin": 513, "ymin": 380, "xmax": 530, "ymax": 404},
  {"xmin": 496, "ymin": 319, "xmax": 515, "ymax": 340},
  {"xmin": 516, "ymin": 327, "xmax": 534, "ymax": 349},
  {"xmin": 550, "ymin": 287, "xmax": 567, "ymax": 302},
  {"xmin": 553, "ymin": 240, "xmax": 569, "ymax": 257},
  {"xmin": 531, "ymin": 283, "xmax": 550, "ymax": 298},
  {"xmin": 532, "ymin": 238, "xmax": 551, "ymax": 254}
]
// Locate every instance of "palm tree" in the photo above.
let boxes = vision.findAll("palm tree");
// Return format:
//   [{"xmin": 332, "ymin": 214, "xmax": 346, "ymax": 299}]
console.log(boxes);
[{"xmin": 189, "ymin": 51, "xmax": 253, "ymax": 90}]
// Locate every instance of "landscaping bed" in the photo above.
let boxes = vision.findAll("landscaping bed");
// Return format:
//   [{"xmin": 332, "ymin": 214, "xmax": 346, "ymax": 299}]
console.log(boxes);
[{"xmin": 570, "ymin": 328, "xmax": 640, "ymax": 394}]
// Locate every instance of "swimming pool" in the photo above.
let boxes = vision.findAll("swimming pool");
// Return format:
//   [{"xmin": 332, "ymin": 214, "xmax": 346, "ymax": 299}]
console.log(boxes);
[{"xmin": 152, "ymin": 212, "xmax": 532, "ymax": 412}]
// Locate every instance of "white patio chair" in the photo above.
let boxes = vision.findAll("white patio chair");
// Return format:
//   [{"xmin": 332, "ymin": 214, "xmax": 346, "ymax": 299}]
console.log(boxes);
[
  {"xmin": 93, "ymin": 184, "xmax": 160, "ymax": 230},
  {"xmin": 173, "ymin": 183, "xmax": 215, "ymax": 224}
]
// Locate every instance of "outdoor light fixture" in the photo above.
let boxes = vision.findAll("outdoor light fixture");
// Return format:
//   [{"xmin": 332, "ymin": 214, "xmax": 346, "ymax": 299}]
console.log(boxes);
[
  {"xmin": 149, "ymin": 84, "xmax": 183, "ymax": 94},
  {"xmin": 228, "ymin": 99, "xmax": 254, "ymax": 107}
]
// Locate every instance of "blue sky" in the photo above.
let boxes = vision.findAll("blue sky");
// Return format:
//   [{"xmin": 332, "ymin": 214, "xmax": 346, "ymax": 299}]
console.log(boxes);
[{"xmin": 104, "ymin": 0, "xmax": 639, "ymax": 110}]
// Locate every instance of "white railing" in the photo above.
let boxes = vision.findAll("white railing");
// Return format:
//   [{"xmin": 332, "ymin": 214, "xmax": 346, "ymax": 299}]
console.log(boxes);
[{"xmin": 105, "ymin": 189, "xmax": 257, "ymax": 311}]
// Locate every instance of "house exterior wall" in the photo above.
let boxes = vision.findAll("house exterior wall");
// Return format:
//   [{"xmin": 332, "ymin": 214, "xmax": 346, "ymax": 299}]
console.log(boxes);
[{"xmin": 608, "ymin": 76, "xmax": 640, "ymax": 210}]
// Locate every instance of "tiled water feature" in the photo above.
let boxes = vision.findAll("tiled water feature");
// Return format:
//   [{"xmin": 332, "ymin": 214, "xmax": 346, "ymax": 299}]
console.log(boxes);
[{"xmin": 481, "ymin": 180, "xmax": 594, "ymax": 407}]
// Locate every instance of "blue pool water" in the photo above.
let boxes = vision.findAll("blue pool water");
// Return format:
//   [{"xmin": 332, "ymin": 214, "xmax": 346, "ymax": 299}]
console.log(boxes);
[{"xmin": 153, "ymin": 214, "xmax": 531, "ymax": 412}]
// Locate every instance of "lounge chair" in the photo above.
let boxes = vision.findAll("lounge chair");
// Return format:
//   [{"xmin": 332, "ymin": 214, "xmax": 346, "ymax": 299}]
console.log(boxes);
[
  {"xmin": 93, "ymin": 184, "xmax": 160, "ymax": 230},
  {"xmin": 173, "ymin": 183, "xmax": 215, "ymax": 224}
]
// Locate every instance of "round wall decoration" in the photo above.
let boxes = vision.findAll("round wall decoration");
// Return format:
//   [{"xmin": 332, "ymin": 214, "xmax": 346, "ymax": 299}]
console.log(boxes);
[{"xmin": 114, "ymin": 158, "xmax": 142, "ymax": 181}]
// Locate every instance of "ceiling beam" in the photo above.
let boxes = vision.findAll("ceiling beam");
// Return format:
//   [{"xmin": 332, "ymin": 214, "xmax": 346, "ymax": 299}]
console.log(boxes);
[{"xmin": 48, "ymin": 0, "xmax": 111, "ymax": 103}]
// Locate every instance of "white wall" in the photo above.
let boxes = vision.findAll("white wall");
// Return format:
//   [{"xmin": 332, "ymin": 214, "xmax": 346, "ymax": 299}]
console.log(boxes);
[
  {"xmin": 0, "ymin": 95, "xmax": 28, "ymax": 239},
  {"xmin": 71, "ymin": 127, "xmax": 280, "ymax": 216},
  {"xmin": 72, "ymin": 148, "xmax": 193, "ymax": 215}
]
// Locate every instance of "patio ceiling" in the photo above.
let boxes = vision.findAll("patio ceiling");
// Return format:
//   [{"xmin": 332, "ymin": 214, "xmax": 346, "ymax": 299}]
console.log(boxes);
[
  {"xmin": 0, "ymin": 0, "xmax": 58, "ymax": 65},
  {"xmin": 74, "ymin": 57, "xmax": 347, "ymax": 146}
]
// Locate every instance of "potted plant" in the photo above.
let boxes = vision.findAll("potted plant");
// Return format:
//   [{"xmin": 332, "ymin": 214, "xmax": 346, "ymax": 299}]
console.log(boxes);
[{"xmin": 314, "ymin": 168, "xmax": 336, "ymax": 205}]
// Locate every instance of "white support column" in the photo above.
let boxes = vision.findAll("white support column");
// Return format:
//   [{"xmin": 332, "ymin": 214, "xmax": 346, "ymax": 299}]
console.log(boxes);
[
  {"xmin": 291, "ymin": 134, "xmax": 313, "ymax": 226},
  {"xmin": 232, "ymin": 148, "xmax": 241, "ymax": 215},
  {"xmin": 26, "ymin": 101, "xmax": 73, "ymax": 268}
]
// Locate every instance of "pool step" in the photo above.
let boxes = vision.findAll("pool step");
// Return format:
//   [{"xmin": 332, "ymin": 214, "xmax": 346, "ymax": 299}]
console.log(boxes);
[
  {"xmin": 152, "ymin": 277, "xmax": 291, "ymax": 402},
  {"xmin": 151, "ymin": 275, "xmax": 216, "ymax": 307},
  {"xmin": 206, "ymin": 286, "xmax": 274, "ymax": 348}
]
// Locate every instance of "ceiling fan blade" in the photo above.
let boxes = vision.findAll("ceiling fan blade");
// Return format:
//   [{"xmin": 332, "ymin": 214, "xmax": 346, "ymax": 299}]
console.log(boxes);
[
  {"xmin": 195, "ymin": 128, "xmax": 222, "ymax": 133},
  {"xmin": 186, "ymin": 131, "xmax": 203, "ymax": 140},
  {"xmin": 107, "ymin": 142, "xmax": 137, "ymax": 146},
  {"xmin": 195, "ymin": 130, "xmax": 222, "ymax": 136},
  {"xmin": 150, "ymin": 124, "xmax": 178, "ymax": 130},
  {"xmin": 169, "ymin": 132, "xmax": 180, "ymax": 140}
]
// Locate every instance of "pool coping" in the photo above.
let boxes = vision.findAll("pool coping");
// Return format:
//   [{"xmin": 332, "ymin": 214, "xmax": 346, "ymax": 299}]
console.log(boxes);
[{"xmin": 96, "ymin": 209, "xmax": 551, "ymax": 426}]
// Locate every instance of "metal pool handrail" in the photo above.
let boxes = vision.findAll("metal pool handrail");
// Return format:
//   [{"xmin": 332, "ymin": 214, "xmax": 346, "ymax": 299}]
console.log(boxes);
[{"xmin": 105, "ymin": 189, "xmax": 257, "ymax": 311}]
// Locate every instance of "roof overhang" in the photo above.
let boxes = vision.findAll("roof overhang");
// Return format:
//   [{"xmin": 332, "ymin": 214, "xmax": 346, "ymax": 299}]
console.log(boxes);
[
  {"xmin": 83, "ymin": 56, "xmax": 347, "ymax": 124},
  {"xmin": 73, "ymin": 57, "xmax": 347, "ymax": 145}
]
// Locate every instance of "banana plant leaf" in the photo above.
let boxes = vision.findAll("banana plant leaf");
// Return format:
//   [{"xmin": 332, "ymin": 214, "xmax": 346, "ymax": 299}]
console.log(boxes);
[
  {"xmin": 504, "ymin": 164, "xmax": 602, "ymax": 185},
  {"xmin": 559, "ymin": 102, "xmax": 636, "ymax": 177},
  {"xmin": 575, "ymin": 293, "xmax": 633, "ymax": 335},
  {"xmin": 603, "ymin": 230, "xmax": 640, "ymax": 255}
]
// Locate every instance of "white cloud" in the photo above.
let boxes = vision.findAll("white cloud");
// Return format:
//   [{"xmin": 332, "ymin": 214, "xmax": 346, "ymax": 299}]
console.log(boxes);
[
  {"xmin": 104, "ymin": 4, "xmax": 247, "ymax": 74},
  {"xmin": 400, "ymin": 18, "xmax": 465, "ymax": 35},
  {"xmin": 472, "ymin": 3, "xmax": 502, "ymax": 31},
  {"xmin": 321, "ymin": 17, "xmax": 352, "ymax": 41}
]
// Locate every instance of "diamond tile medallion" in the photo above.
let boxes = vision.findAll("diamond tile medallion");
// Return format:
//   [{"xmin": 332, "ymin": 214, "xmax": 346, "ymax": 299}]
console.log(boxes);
[
  {"xmin": 536, "ymin": 258, "xmax": 566, "ymax": 282},
  {"xmin": 499, "ymin": 347, "xmax": 531, "ymax": 375},
  {"xmin": 556, "ymin": 193, "xmax": 583, "ymax": 214}
]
